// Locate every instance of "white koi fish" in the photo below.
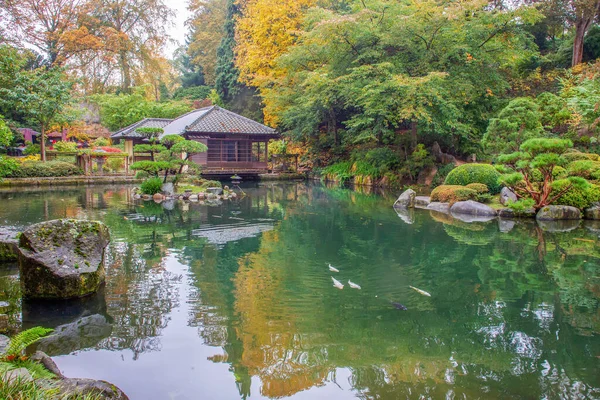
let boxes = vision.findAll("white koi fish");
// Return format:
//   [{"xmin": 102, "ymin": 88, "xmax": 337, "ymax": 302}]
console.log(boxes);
[
  {"xmin": 331, "ymin": 276, "xmax": 344, "ymax": 289},
  {"xmin": 409, "ymin": 286, "xmax": 431, "ymax": 297},
  {"xmin": 328, "ymin": 264, "xmax": 340, "ymax": 273},
  {"xmin": 348, "ymin": 280, "xmax": 361, "ymax": 290}
]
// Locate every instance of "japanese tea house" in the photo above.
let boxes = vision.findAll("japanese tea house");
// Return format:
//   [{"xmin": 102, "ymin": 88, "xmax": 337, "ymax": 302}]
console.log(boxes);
[{"xmin": 111, "ymin": 106, "xmax": 279, "ymax": 175}]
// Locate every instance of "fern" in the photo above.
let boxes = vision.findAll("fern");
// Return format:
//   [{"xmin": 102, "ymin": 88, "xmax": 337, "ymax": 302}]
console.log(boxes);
[{"xmin": 3, "ymin": 327, "xmax": 53, "ymax": 358}]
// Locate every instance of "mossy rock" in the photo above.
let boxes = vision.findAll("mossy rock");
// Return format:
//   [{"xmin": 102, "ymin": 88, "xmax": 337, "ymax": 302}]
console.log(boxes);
[
  {"xmin": 18, "ymin": 219, "xmax": 110, "ymax": 299},
  {"xmin": 0, "ymin": 230, "xmax": 19, "ymax": 262}
]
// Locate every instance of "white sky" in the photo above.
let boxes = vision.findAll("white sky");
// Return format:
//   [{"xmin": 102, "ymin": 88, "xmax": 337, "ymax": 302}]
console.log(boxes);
[{"xmin": 166, "ymin": 0, "xmax": 190, "ymax": 58}]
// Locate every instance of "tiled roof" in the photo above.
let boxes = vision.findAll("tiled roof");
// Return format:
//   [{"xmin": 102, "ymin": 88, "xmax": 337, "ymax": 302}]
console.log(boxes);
[
  {"xmin": 160, "ymin": 107, "xmax": 212, "ymax": 138},
  {"xmin": 111, "ymin": 118, "xmax": 173, "ymax": 139},
  {"xmin": 185, "ymin": 106, "xmax": 276, "ymax": 135}
]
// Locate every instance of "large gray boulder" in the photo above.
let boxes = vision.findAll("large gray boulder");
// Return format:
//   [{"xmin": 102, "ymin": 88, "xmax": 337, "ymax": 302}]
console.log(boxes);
[
  {"xmin": 450, "ymin": 201, "xmax": 497, "ymax": 217},
  {"xmin": 414, "ymin": 196, "xmax": 431, "ymax": 209},
  {"xmin": 498, "ymin": 207, "xmax": 536, "ymax": 219},
  {"xmin": 499, "ymin": 187, "xmax": 518, "ymax": 205},
  {"xmin": 584, "ymin": 204, "xmax": 600, "ymax": 220},
  {"xmin": 0, "ymin": 229, "xmax": 19, "ymax": 262},
  {"xmin": 427, "ymin": 202, "xmax": 450, "ymax": 214},
  {"xmin": 18, "ymin": 219, "xmax": 110, "ymax": 299},
  {"xmin": 536, "ymin": 205, "xmax": 581, "ymax": 221},
  {"xmin": 393, "ymin": 189, "xmax": 416, "ymax": 208}
]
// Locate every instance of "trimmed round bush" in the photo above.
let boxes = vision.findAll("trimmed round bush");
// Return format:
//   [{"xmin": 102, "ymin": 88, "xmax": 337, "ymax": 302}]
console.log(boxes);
[
  {"xmin": 7, "ymin": 160, "xmax": 82, "ymax": 177},
  {"xmin": 140, "ymin": 177, "xmax": 163, "ymax": 195},
  {"xmin": 444, "ymin": 163, "xmax": 502, "ymax": 194},
  {"xmin": 551, "ymin": 179, "xmax": 600, "ymax": 209},
  {"xmin": 562, "ymin": 151, "xmax": 599, "ymax": 162},
  {"xmin": 430, "ymin": 185, "xmax": 477, "ymax": 204},
  {"xmin": 566, "ymin": 160, "xmax": 600, "ymax": 179},
  {"xmin": 552, "ymin": 166, "xmax": 568, "ymax": 180},
  {"xmin": 465, "ymin": 183, "xmax": 489, "ymax": 193}
]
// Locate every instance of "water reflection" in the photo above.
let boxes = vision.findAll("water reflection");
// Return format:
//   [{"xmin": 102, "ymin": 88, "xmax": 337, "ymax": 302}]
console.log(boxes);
[{"xmin": 0, "ymin": 183, "xmax": 598, "ymax": 399}]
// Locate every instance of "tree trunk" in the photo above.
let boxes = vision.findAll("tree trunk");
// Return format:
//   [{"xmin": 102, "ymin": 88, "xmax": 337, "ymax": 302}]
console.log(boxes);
[
  {"xmin": 41, "ymin": 125, "xmax": 47, "ymax": 162},
  {"xmin": 410, "ymin": 120, "xmax": 418, "ymax": 150},
  {"xmin": 572, "ymin": 19, "xmax": 588, "ymax": 66},
  {"xmin": 119, "ymin": 50, "xmax": 131, "ymax": 93},
  {"xmin": 572, "ymin": 1, "xmax": 600, "ymax": 67}
]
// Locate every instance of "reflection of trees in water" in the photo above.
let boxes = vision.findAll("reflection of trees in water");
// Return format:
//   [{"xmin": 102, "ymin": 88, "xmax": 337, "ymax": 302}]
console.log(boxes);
[
  {"xmin": 99, "ymin": 242, "xmax": 180, "ymax": 359},
  {"xmin": 197, "ymin": 186, "xmax": 600, "ymax": 399}
]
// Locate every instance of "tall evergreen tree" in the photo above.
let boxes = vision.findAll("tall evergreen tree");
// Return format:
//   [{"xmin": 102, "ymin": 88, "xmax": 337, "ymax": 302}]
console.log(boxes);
[
  {"xmin": 214, "ymin": 0, "xmax": 242, "ymax": 103},
  {"xmin": 213, "ymin": 0, "xmax": 263, "ymax": 121}
]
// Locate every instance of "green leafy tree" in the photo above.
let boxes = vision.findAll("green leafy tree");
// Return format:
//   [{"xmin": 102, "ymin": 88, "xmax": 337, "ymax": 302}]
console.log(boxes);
[
  {"xmin": 482, "ymin": 98, "xmax": 546, "ymax": 155},
  {"xmin": 0, "ymin": 67, "xmax": 73, "ymax": 161},
  {"xmin": 0, "ymin": 116, "xmax": 12, "ymax": 147},
  {"xmin": 91, "ymin": 88, "xmax": 193, "ymax": 131},
  {"xmin": 498, "ymin": 138, "xmax": 584, "ymax": 209}
]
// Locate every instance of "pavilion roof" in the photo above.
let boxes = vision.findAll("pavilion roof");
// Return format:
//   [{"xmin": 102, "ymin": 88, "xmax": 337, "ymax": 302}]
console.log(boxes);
[{"xmin": 110, "ymin": 118, "xmax": 173, "ymax": 139}]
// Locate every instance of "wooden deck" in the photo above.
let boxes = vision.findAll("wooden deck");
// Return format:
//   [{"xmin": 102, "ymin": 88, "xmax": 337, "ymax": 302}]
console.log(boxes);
[{"xmin": 200, "ymin": 167, "xmax": 268, "ymax": 178}]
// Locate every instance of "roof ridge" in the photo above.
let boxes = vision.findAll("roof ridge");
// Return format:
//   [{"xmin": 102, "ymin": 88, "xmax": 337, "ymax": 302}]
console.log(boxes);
[
  {"xmin": 184, "ymin": 105, "xmax": 217, "ymax": 131},
  {"xmin": 215, "ymin": 106, "xmax": 275, "ymax": 131},
  {"xmin": 112, "ymin": 118, "xmax": 150, "ymax": 135}
]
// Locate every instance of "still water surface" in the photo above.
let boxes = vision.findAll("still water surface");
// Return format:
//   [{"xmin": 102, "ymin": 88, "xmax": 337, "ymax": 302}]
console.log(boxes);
[{"xmin": 0, "ymin": 183, "xmax": 599, "ymax": 399}]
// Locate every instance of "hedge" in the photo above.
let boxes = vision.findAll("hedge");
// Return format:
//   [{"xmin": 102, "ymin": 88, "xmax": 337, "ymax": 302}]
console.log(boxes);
[
  {"xmin": 566, "ymin": 160, "xmax": 600, "ymax": 179},
  {"xmin": 562, "ymin": 151, "xmax": 599, "ymax": 162},
  {"xmin": 444, "ymin": 163, "xmax": 502, "ymax": 194},
  {"xmin": 7, "ymin": 161, "xmax": 82, "ymax": 178},
  {"xmin": 551, "ymin": 179, "xmax": 600, "ymax": 209},
  {"xmin": 430, "ymin": 185, "xmax": 478, "ymax": 204}
]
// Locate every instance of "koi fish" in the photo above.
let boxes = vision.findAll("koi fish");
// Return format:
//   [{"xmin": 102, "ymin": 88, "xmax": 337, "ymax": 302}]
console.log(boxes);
[
  {"xmin": 348, "ymin": 280, "xmax": 361, "ymax": 289},
  {"xmin": 409, "ymin": 286, "xmax": 431, "ymax": 297},
  {"xmin": 331, "ymin": 276, "xmax": 344, "ymax": 289},
  {"xmin": 391, "ymin": 302, "xmax": 408, "ymax": 311},
  {"xmin": 328, "ymin": 264, "xmax": 340, "ymax": 273}
]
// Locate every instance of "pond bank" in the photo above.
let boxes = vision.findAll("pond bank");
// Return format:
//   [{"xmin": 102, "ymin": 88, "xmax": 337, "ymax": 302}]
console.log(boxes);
[{"xmin": 1, "ymin": 173, "xmax": 307, "ymax": 188}]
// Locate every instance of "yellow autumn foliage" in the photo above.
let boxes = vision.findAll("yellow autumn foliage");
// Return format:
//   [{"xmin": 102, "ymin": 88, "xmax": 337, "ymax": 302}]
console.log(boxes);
[{"xmin": 235, "ymin": 0, "xmax": 317, "ymax": 87}]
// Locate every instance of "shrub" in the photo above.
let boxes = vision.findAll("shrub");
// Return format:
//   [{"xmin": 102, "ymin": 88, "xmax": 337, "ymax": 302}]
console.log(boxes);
[
  {"xmin": 135, "ymin": 170, "xmax": 149, "ymax": 179},
  {"xmin": 94, "ymin": 137, "xmax": 110, "ymax": 147},
  {"xmin": 552, "ymin": 166, "xmax": 569, "ymax": 179},
  {"xmin": 106, "ymin": 157, "xmax": 124, "ymax": 172},
  {"xmin": 0, "ymin": 156, "xmax": 19, "ymax": 178},
  {"xmin": 566, "ymin": 160, "xmax": 600, "ymax": 179},
  {"xmin": 430, "ymin": 185, "xmax": 478, "ymax": 204},
  {"xmin": 444, "ymin": 163, "xmax": 502, "ymax": 194},
  {"xmin": 431, "ymin": 164, "xmax": 456, "ymax": 188},
  {"xmin": 53, "ymin": 141, "xmax": 78, "ymax": 152},
  {"xmin": 361, "ymin": 147, "xmax": 401, "ymax": 172},
  {"xmin": 23, "ymin": 144, "xmax": 40, "ymax": 156},
  {"xmin": 321, "ymin": 161, "xmax": 353, "ymax": 183},
  {"xmin": 7, "ymin": 160, "xmax": 82, "ymax": 177},
  {"xmin": 465, "ymin": 183, "xmax": 489, "ymax": 193},
  {"xmin": 551, "ymin": 179, "xmax": 600, "ymax": 209},
  {"xmin": 140, "ymin": 177, "xmax": 163, "ymax": 195},
  {"xmin": 562, "ymin": 151, "xmax": 599, "ymax": 162}
]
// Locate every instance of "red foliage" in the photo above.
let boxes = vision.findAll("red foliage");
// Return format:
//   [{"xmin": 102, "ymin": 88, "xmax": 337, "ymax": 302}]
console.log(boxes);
[{"xmin": 96, "ymin": 146, "xmax": 122, "ymax": 153}]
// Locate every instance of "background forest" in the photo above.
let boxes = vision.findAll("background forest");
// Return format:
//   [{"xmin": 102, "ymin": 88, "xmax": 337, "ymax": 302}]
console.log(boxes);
[{"xmin": 1, "ymin": 0, "xmax": 600, "ymax": 186}]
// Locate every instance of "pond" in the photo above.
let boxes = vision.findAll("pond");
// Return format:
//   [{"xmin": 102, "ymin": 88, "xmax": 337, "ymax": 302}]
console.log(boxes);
[{"xmin": 0, "ymin": 182, "xmax": 599, "ymax": 399}]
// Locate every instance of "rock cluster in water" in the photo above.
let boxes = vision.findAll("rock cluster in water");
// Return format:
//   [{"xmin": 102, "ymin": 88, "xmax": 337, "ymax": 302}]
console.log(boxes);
[{"xmin": 393, "ymin": 188, "xmax": 600, "ymax": 223}]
